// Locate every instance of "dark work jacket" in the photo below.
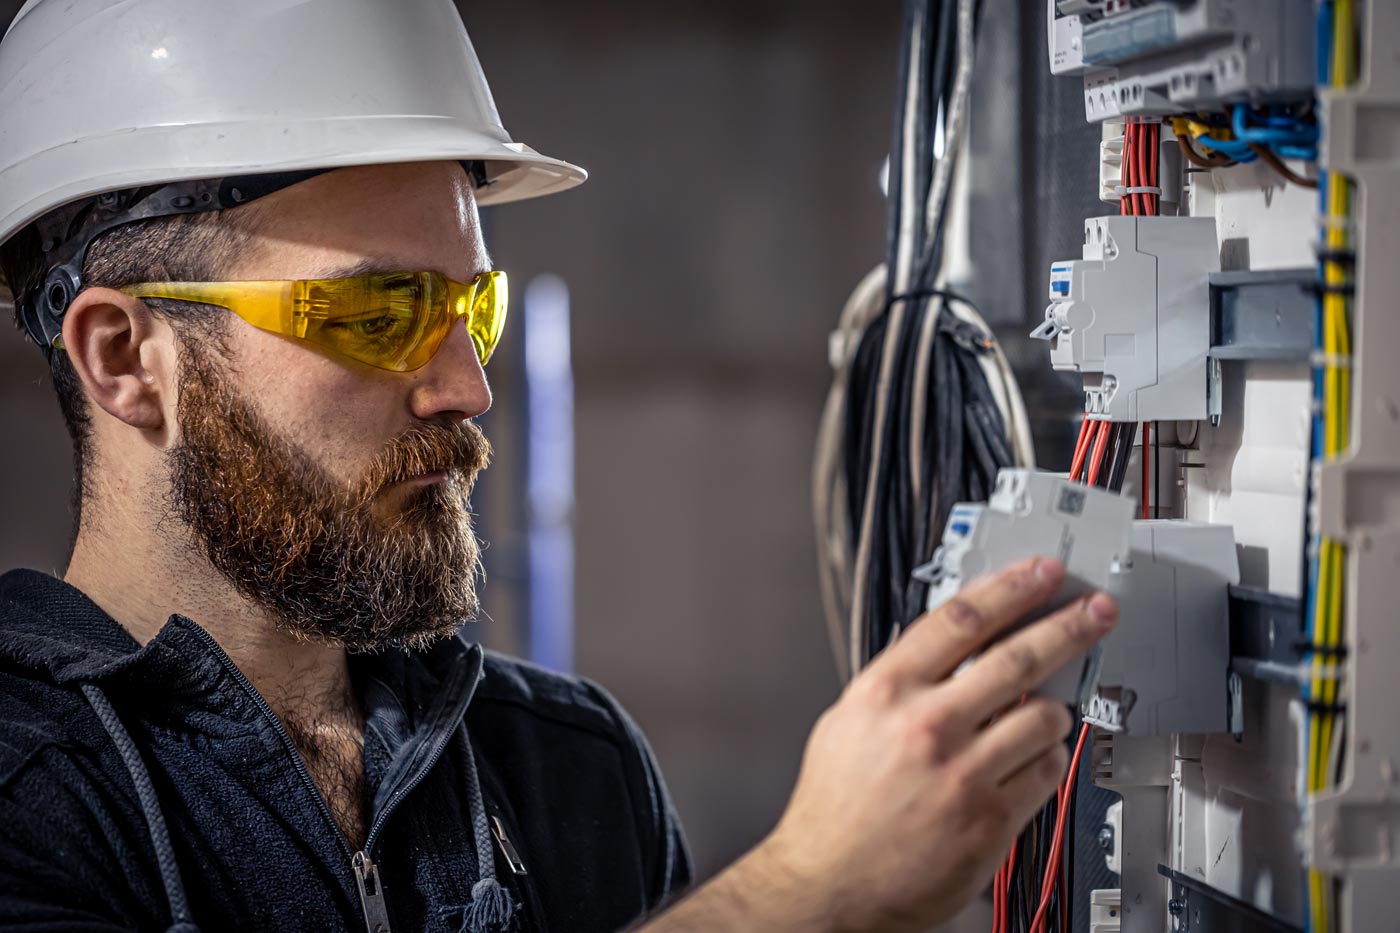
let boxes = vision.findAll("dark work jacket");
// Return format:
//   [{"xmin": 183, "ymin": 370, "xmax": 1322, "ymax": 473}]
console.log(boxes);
[{"xmin": 0, "ymin": 569, "xmax": 691, "ymax": 932}]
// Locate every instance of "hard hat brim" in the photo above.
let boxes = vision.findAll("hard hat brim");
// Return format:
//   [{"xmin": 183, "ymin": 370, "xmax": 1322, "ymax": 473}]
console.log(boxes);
[{"xmin": 0, "ymin": 115, "xmax": 586, "ymax": 249}]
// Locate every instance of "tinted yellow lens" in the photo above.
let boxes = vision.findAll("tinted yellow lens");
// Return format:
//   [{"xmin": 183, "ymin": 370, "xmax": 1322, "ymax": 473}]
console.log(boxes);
[
  {"xmin": 121, "ymin": 269, "xmax": 509, "ymax": 373},
  {"xmin": 301, "ymin": 271, "xmax": 449, "ymax": 372},
  {"xmin": 463, "ymin": 270, "xmax": 508, "ymax": 365}
]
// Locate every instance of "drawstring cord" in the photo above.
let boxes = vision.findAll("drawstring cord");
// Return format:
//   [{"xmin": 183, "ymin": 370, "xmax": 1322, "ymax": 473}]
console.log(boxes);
[
  {"xmin": 81, "ymin": 684, "xmax": 201, "ymax": 933},
  {"xmin": 438, "ymin": 727, "xmax": 519, "ymax": 933},
  {"xmin": 81, "ymin": 681, "xmax": 507, "ymax": 933}
]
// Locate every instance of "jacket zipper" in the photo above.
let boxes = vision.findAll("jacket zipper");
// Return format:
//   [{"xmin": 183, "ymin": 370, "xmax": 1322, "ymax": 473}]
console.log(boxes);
[
  {"xmin": 182, "ymin": 620, "xmax": 463, "ymax": 933},
  {"xmin": 352, "ymin": 851, "xmax": 393, "ymax": 933}
]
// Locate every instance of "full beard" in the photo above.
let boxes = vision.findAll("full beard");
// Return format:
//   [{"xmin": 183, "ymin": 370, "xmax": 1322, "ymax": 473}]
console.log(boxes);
[{"xmin": 166, "ymin": 344, "xmax": 492, "ymax": 652}]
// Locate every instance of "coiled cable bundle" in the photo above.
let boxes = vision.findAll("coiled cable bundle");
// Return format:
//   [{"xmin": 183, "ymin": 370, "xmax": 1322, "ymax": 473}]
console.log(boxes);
[{"xmin": 814, "ymin": 0, "xmax": 1033, "ymax": 680}]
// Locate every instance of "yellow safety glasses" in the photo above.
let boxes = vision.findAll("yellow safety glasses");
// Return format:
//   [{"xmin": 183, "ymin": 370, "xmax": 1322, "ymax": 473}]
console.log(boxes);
[{"xmin": 120, "ymin": 269, "xmax": 508, "ymax": 372}]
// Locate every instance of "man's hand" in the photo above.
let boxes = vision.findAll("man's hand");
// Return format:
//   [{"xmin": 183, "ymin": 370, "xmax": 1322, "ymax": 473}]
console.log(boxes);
[{"xmin": 639, "ymin": 556, "xmax": 1117, "ymax": 933}]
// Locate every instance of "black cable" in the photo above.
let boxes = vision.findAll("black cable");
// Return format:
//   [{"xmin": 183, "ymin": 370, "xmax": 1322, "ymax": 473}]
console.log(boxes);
[
  {"xmin": 842, "ymin": 0, "xmax": 1013, "ymax": 664},
  {"xmin": 844, "ymin": 315, "xmax": 885, "ymax": 528},
  {"xmin": 1098, "ymin": 423, "xmax": 1120, "ymax": 490},
  {"xmin": 1153, "ymin": 420, "xmax": 1160, "ymax": 518},
  {"xmin": 1107, "ymin": 422, "xmax": 1136, "ymax": 493},
  {"xmin": 1065, "ymin": 718, "xmax": 1081, "ymax": 933},
  {"xmin": 909, "ymin": 0, "xmax": 943, "ymax": 266},
  {"xmin": 1019, "ymin": 823, "xmax": 1041, "ymax": 924},
  {"xmin": 913, "ymin": 0, "xmax": 958, "ymax": 285},
  {"xmin": 881, "ymin": 0, "xmax": 917, "ymax": 305}
]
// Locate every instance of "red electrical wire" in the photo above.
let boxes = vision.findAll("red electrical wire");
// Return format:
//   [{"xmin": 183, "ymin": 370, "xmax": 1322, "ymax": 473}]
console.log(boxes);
[
  {"xmin": 1135, "ymin": 122, "xmax": 1147, "ymax": 216},
  {"xmin": 1085, "ymin": 421, "xmax": 1111, "ymax": 486},
  {"xmin": 1052, "ymin": 778, "xmax": 1064, "ymax": 930},
  {"xmin": 1126, "ymin": 125, "xmax": 1135, "ymax": 216},
  {"xmin": 1124, "ymin": 123, "xmax": 1137, "ymax": 216},
  {"xmin": 1029, "ymin": 724, "xmax": 1092, "ymax": 933},
  {"xmin": 1148, "ymin": 122, "xmax": 1159, "ymax": 215},
  {"xmin": 1141, "ymin": 422, "xmax": 1151, "ymax": 518},
  {"xmin": 1006, "ymin": 836, "xmax": 1020, "ymax": 933},
  {"xmin": 992, "ymin": 863, "xmax": 1002, "ymax": 933},
  {"xmin": 1069, "ymin": 418, "xmax": 1093, "ymax": 481},
  {"xmin": 1119, "ymin": 124, "xmax": 1131, "ymax": 216},
  {"xmin": 1132, "ymin": 123, "xmax": 1146, "ymax": 216},
  {"xmin": 992, "ymin": 833, "xmax": 1018, "ymax": 933}
]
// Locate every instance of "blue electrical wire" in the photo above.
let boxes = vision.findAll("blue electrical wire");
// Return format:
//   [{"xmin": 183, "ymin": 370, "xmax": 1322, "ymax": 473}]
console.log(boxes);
[
  {"xmin": 1231, "ymin": 104, "xmax": 1319, "ymax": 151},
  {"xmin": 1317, "ymin": 1, "xmax": 1334, "ymax": 86},
  {"xmin": 1193, "ymin": 131, "xmax": 1260, "ymax": 162}
]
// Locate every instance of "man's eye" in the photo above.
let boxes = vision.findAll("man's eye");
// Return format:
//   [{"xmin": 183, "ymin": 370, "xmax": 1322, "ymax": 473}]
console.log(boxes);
[{"xmin": 349, "ymin": 315, "xmax": 398, "ymax": 338}]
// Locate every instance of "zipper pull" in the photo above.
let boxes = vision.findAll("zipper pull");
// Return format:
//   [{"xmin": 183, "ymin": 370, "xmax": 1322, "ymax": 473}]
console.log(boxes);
[
  {"xmin": 490, "ymin": 815, "xmax": 528, "ymax": 875},
  {"xmin": 352, "ymin": 850, "xmax": 394, "ymax": 933}
]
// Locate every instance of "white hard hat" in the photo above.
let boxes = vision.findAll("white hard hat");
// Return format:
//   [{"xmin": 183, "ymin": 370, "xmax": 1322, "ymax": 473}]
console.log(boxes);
[{"xmin": 0, "ymin": 0, "xmax": 586, "ymax": 249}]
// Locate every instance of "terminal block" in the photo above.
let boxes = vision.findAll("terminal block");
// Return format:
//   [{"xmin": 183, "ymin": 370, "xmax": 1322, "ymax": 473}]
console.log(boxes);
[
  {"xmin": 1030, "ymin": 215, "xmax": 1218, "ymax": 422},
  {"xmin": 1047, "ymin": 0, "xmax": 1316, "ymax": 122},
  {"xmin": 1085, "ymin": 521, "xmax": 1238, "ymax": 736},
  {"xmin": 915, "ymin": 469, "xmax": 1135, "ymax": 708}
]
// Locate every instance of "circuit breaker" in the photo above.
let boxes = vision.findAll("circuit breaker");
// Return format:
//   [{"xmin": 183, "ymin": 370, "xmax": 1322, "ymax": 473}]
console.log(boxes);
[
  {"xmin": 1086, "ymin": 521, "xmax": 1238, "ymax": 736},
  {"xmin": 1030, "ymin": 215, "xmax": 1218, "ymax": 422},
  {"xmin": 1047, "ymin": 0, "xmax": 1316, "ymax": 122},
  {"xmin": 916, "ymin": 469, "xmax": 1135, "ymax": 708}
]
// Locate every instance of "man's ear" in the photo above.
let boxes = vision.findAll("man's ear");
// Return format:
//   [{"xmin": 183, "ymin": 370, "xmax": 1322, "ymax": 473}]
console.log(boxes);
[{"xmin": 61, "ymin": 287, "xmax": 176, "ymax": 433}]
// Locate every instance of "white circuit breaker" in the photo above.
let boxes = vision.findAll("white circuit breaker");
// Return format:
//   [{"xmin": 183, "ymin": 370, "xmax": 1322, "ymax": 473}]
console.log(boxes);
[
  {"xmin": 916, "ymin": 469, "xmax": 1135, "ymax": 708},
  {"xmin": 1030, "ymin": 215, "xmax": 1218, "ymax": 422},
  {"xmin": 1086, "ymin": 521, "xmax": 1238, "ymax": 736},
  {"xmin": 1046, "ymin": 0, "xmax": 1316, "ymax": 122}
]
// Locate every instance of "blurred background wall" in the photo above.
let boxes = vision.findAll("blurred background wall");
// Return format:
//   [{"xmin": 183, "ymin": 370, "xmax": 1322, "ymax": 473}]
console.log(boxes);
[
  {"xmin": 0, "ymin": 0, "xmax": 1096, "ymax": 927},
  {"xmin": 459, "ymin": 0, "xmax": 896, "ymax": 882}
]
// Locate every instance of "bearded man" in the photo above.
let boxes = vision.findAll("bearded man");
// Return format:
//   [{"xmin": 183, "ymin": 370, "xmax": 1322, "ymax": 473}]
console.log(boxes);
[{"xmin": 0, "ymin": 2, "xmax": 1118, "ymax": 932}]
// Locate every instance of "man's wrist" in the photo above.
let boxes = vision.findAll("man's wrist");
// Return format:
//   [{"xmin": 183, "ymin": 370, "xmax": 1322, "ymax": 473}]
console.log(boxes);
[{"xmin": 636, "ymin": 832, "xmax": 848, "ymax": 933}]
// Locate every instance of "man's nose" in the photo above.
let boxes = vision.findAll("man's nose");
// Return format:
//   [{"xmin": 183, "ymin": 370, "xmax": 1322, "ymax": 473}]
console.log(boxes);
[{"xmin": 407, "ymin": 320, "xmax": 493, "ymax": 422}]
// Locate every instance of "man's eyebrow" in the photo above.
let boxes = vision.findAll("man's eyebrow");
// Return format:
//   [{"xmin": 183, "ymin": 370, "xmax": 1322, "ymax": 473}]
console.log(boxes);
[
  {"xmin": 314, "ymin": 257, "xmax": 494, "ymax": 280},
  {"xmin": 316, "ymin": 258, "xmax": 417, "ymax": 279}
]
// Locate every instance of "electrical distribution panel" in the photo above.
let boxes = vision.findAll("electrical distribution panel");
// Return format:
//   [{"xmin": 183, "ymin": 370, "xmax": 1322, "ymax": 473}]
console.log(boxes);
[
  {"xmin": 917, "ymin": 469, "xmax": 1134, "ymax": 709},
  {"xmin": 1028, "ymin": 0, "xmax": 1400, "ymax": 928},
  {"xmin": 1030, "ymin": 215, "xmax": 1219, "ymax": 422},
  {"xmin": 1047, "ymin": 0, "xmax": 1316, "ymax": 122}
]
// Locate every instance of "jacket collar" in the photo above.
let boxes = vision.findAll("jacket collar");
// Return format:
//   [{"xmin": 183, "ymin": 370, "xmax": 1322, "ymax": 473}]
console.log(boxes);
[
  {"xmin": 0, "ymin": 568, "xmax": 160, "ymax": 684},
  {"xmin": 0, "ymin": 568, "xmax": 484, "ymax": 709},
  {"xmin": 0, "ymin": 568, "xmax": 490, "ymax": 874}
]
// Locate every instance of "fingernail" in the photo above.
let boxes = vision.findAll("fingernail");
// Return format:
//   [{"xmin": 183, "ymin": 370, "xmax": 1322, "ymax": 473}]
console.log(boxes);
[
  {"xmin": 1087, "ymin": 593, "xmax": 1118, "ymax": 631},
  {"xmin": 1035, "ymin": 558, "xmax": 1064, "ymax": 585}
]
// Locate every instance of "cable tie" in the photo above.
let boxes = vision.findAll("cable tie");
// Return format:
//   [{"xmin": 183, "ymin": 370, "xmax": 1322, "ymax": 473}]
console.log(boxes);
[
  {"xmin": 1316, "ymin": 214, "xmax": 1355, "ymax": 232},
  {"xmin": 1309, "ymin": 350, "xmax": 1353, "ymax": 369},
  {"xmin": 1113, "ymin": 184, "xmax": 1163, "ymax": 196},
  {"xmin": 1302, "ymin": 280, "xmax": 1356, "ymax": 298},
  {"xmin": 1294, "ymin": 641, "xmax": 1350, "ymax": 659},
  {"xmin": 1304, "ymin": 698, "xmax": 1348, "ymax": 714},
  {"xmin": 886, "ymin": 288, "xmax": 977, "ymax": 312},
  {"xmin": 1312, "ymin": 247, "xmax": 1356, "ymax": 264}
]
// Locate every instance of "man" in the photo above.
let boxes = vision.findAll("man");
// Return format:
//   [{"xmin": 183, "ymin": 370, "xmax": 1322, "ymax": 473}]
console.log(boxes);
[{"xmin": 0, "ymin": 1, "xmax": 1118, "ymax": 931}]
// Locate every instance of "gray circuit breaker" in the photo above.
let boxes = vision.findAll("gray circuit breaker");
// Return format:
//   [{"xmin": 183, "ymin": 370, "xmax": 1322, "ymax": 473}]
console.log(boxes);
[
  {"xmin": 1030, "ymin": 215, "xmax": 1218, "ymax": 423},
  {"xmin": 1086, "ymin": 520, "xmax": 1238, "ymax": 736},
  {"xmin": 1047, "ymin": 0, "xmax": 1316, "ymax": 122},
  {"xmin": 916, "ymin": 469, "xmax": 1135, "ymax": 708}
]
